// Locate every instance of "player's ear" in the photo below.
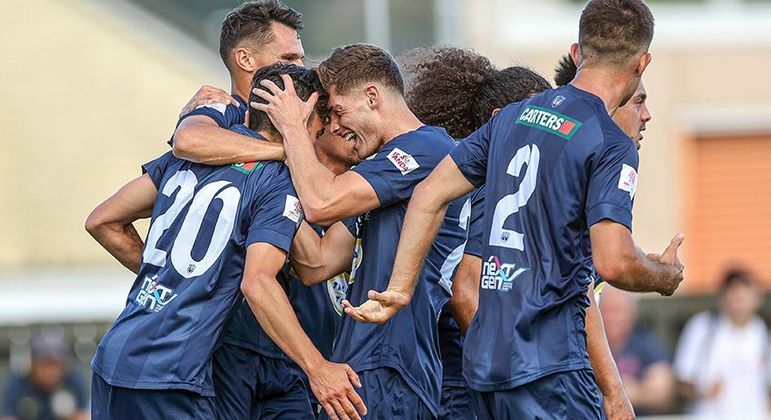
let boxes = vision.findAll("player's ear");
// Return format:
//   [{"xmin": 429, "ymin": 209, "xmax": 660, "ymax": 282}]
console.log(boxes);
[
  {"xmin": 235, "ymin": 48, "xmax": 258, "ymax": 73},
  {"xmin": 490, "ymin": 108, "xmax": 502, "ymax": 117},
  {"xmin": 364, "ymin": 85, "xmax": 379, "ymax": 110},
  {"xmin": 634, "ymin": 52, "xmax": 652, "ymax": 77},
  {"xmin": 569, "ymin": 43, "xmax": 581, "ymax": 68}
]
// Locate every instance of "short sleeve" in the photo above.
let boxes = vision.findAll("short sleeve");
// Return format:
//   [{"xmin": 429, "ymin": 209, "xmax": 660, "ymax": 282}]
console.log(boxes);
[
  {"xmin": 352, "ymin": 132, "xmax": 450, "ymax": 207},
  {"xmin": 463, "ymin": 186, "xmax": 485, "ymax": 258},
  {"xmin": 246, "ymin": 167, "xmax": 303, "ymax": 253},
  {"xmin": 177, "ymin": 102, "xmax": 246, "ymax": 129},
  {"xmin": 585, "ymin": 140, "xmax": 639, "ymax": 231},
  {"xmin": 450, "ymin": 121, "xmax": 493, "ymax": 188},
  {"xmin": 141, "ymin": 151, "xmax": 175, "ymax": 188}
]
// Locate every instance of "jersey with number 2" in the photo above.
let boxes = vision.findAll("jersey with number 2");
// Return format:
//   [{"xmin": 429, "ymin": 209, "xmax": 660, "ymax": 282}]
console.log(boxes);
[{"xmin": 450, "ymin": 84, "xmax": 639, "ymax": 392}]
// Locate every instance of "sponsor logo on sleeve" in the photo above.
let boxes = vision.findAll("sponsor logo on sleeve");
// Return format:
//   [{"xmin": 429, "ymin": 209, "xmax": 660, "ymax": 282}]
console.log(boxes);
[
  {"xmin": 617, "ymin": 164, "xmax": 638, "ymax": 199},
  {"xmin": 386, "ymin": 147, "xmax": 420, "ymax": 175},
  {"xmin": 283, "ymin": 195, "xmax": 303, "ymax": 223},
  {"xmin": 195, "ymin": 102, "xmax": 227, "ymax": 115},
  {"xmin": 515, "ymin": 105, "xmax": 582, "ymax": 140}
]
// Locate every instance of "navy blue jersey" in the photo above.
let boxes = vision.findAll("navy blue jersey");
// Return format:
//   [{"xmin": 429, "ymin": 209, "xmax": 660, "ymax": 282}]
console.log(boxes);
[
  {"xmin": 450, "ymin": 84, "xmax": 639, "ymax": 392},
  {"xmin": 463, "ymin": 185, "xmax": 486, "ymax": 259},
  {"xmin": 222, "ymin": 220, "xmax": 356, "ymax": 360},
  {"xmin": 333, "ymin": 126, "xmax": 467, "ymax": 416},
  {"xmin": 92, "ymin": 126, "xmax": 302, "ymax": 396},
  {"xmin": 438, "ymin": 312, "xmax": 466, "ymax": 387}
]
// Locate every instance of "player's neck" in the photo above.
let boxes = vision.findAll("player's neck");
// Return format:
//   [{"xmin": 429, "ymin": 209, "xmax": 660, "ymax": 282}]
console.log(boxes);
[
  {"xmin": 315, "ymin": 148, "xmax": 348, "ymax": 176},
  {"xmin": 380, "ymin": 101, "xmax": 423, "ymax": 145},
  {"xmin": 232, "ymin": 77, "xmax": 251, "ymax": 103},
  {"xmin": 258, "ymin": 130, "xmax": 280, "ymax": 144},
  {"xmin": 570, "ymin": 68, "xmax": 630, "ymax": 116}
]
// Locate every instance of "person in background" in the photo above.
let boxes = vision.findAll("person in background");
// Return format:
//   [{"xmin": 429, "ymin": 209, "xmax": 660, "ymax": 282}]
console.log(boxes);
[
  {"xmin": 600, "ymin": 286, "xmax": 675, "ymax": 415},
  {"xmin": 674, "ymin": 268, "xmax": 770, "ymax": 418},
  {"xmin": 1, "ymin": 334, "xmax": 88, "ymax": 420}
]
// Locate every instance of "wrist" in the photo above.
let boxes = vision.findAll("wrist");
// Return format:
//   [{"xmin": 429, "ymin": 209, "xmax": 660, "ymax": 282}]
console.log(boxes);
[{"xmin": 302, "ymin": 353, "xmax": 327, "ymax": 376}]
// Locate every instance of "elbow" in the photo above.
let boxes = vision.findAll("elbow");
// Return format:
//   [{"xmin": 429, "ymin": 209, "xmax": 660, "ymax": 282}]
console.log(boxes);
[
  {"xmin": 240, "ymin": 274, "xmax": 271, "ymax": 303},
  {"xmin": 85, "ymin": 208, "xmax": 107, "ymax": 238},
  {"xmin": 594, "ymin": 252, "xmax": 636, "ymax": 289},
  {"xmin": 171, "ymin": 128, "xmax": 197, "ymax": 161}
]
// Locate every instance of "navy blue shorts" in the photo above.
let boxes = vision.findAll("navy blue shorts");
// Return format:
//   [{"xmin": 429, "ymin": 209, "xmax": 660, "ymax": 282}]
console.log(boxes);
[
  {"xmin": 213, "ymin": 342, "xmax": 315, "ymax": 420},
  {"xmin": 439, "ymin": 383, "xmax": 476, "ymax": 419},
  {"xmin": 471, "ymin": 369, "xmax": 603, "ymax": 420},
  {"xmin": 91, "ymin": 373, "xmax": 215, "ymax": 420},
  {"xmin": 318, "ymin": 367, "xmax": 433, "ymax": 420}
]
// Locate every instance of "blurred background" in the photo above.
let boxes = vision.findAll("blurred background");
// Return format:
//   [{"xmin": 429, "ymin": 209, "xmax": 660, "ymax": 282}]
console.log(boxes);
[{"xmin": 1, "ymin": 0, "xmax": 770, "ymax": 418}]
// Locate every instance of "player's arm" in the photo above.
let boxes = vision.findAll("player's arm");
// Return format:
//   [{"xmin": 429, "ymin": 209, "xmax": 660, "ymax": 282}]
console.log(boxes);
[
  {"xmin": 177, "ymin": 85, "xmax": 239, "ymax": 117},
  {"xmin": 290, "ymin": 220, "xmax": 356, "ymax": 286},
  {"xmin": 172, "ymin": 115, "xmax": 285, "ymax": 165},
  {"xmin": 590, "ymin": 222, "xmax": 684, "ymax": 295},
  {"xmin": 585, "ymin": 282, "xmax": 635, "ymax": 420},
  {"xmin": 84, "ymin": 173, "xmax": 157, "ymax": 274},
  {"xmin": 251, "ymin": 76, "xmax": 381, "ymax": 225},
  {"xmin": 344, "ymin": 157, "xmax": 476, "ymax": 323},
  {"xmin": 241, "ymin": 243, "xmax": 367, "ymax": 420},
  {"xmin": 447, "ymin": 253, "xmax": 482, "ymax": 334}
]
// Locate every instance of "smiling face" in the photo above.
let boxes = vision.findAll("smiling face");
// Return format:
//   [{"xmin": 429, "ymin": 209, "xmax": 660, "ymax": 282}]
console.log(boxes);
[
  {"xmin": 326, "ymin": 85, "xmax": 382, "ymax": 160},
  {"xmin": 611, "ymin": 81, "xmax": 651, "ymax": 150}
]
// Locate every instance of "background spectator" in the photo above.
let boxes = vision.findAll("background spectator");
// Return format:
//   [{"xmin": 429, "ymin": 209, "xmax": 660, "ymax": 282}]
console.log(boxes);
[
  {"xmin": 1, "ymin": 333, "xmax": 88, "ymax": 420},
  {"xmin": 674, "ymin": 268, "xmax": 770, "ymax": 418},
  {"xmin": 600, "ymin": 286, "xmax": 676, "ymax": 415}
]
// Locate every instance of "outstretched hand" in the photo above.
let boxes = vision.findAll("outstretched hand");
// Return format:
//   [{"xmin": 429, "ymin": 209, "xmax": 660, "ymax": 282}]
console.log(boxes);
[
  {"xmin": 250, "ymin": 74, "xmax": 319, "ymax": 136},
  {"xmin": 342, "ymin": 289, "xmax": 411, "ymax": 324}
]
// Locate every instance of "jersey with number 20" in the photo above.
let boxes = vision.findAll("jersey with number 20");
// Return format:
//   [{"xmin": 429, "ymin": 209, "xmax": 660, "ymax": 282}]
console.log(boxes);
[
  {"xmin": 450, "ymin": 84, "xmax": 639, "ymax": 392},
  {"xmin": 91, "ymin": 129, "xmax": 301, "ymax": 396}
]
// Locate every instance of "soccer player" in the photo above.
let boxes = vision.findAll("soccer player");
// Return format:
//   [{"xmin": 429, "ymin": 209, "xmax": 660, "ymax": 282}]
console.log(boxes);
[
  {"xmin": 347, "ymin": 0, "xmax": 686, "ymax": 417},
  {"xmin": 171, "ymin": 0, "xmax": 305, "ymax": 164},
  {"xmin": 84, "ymin": 64, "xmax": 363, "ymax": 420},
  {"xmin": 251, "ymin": 44, "xmax": 468, "ymax": 419}
]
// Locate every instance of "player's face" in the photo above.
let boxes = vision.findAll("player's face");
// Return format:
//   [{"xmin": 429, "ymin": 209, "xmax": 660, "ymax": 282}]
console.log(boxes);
[
  {"xmin": 611, "ymin": 82, "xmax": 651, "ymax": 150},
  {"xmin": 316, "ymin": 126, "xmax": 360, "ymax": 170},
  {"xmin": 327, "ymin": 87, "xmax": 381, "ymax": 160},
  {"xmin": 252, "ymin": 22, "xmax": 305, "ymax": 68}
]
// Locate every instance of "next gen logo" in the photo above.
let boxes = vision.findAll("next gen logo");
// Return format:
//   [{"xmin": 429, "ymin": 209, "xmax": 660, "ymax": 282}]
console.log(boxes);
[
  {"xmin": 481, "ymin": 256, "xmax": 528, "ymax": 292},
  {"xmin": 135, "ymin": 275, "xmax": 178, "ymax": 312}
]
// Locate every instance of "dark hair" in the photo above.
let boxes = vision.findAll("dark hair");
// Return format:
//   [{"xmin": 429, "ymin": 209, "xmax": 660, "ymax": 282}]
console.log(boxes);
[
  {"xmin": 403, "ymin": 46, "xmax": 550, "ymax": 138},
  {"xmin": 579, "ymin": 0, "xmax": 654, "ymax": 66},
  {"xmin": 720, "ymin": 268, "xmax": 756, "ymax": 292},
  {"xmin": 316, "ymin": 44, "xmax": 404, "ymax": 95},
  {"xmin": 249, "ymin": 63, "xmax": 323, "ymax": 137},
  {"xmin": 554, "ymin": 54, "xmax": 577, "ymax": 87},
  {"xmin": 219, "ymin": 0, "xmax": 303, "ymax": 72}
]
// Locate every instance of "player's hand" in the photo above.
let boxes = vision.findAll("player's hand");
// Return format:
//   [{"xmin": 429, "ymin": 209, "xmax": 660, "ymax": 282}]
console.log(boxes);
[
  {"xmin": 178, "ymin": 85, "xmax": 237, "ymax": 117},
  {"xmin": 652, "ymin": 233, "xmax": 685, "ymax": 296},
  {"xmin": 250, "ymin": 74, "xmax": 319, "ymax": 135},
  {"xmin": 342, "ymin": 289, "xmax": 410, "ymax": 324},
  {"xmin": 307, "ymin": 360, "xmax": 367, "ymax": 420},
  {"xmin": 602, "ymin": 390, "xmax": 636, "ymax": 420}
]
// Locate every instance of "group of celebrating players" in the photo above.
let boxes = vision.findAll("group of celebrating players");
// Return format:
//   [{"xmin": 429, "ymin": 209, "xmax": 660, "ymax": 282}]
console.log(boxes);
[{"xmin": 84, "ymin": 0, "xmax": 685, "ymax": 418}]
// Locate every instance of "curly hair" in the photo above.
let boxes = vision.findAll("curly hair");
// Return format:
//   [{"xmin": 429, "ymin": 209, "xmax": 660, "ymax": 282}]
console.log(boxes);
[
  {"xmin": 403, "ymin": 47, "xmax": 496, "ymax": 138},
  {"xmin": 403, "ymin": 47, "xmax": 551, "ymax": 138},
  {"xmin": 554, "ymin": 54, "xmax": 577, "ymax": 87}
]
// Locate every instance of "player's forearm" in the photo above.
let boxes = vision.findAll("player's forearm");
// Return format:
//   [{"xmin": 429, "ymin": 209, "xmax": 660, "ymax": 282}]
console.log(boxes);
[
  {"xmin": 281, "ymin": 126, "xmax": 343, "ymax": 223},
  {"xmin": 241, "ymin": 273, "xmax": 325, "ymax": 372},
  {"xmin": 612, "ymin": 251, "xmax": 680, "ymax": 294},
  {"xmin": 585, "ymin": 287, "xmax": 627, "ymax": 402},
  {"xmin": 173, "ymin": 123, "xmax": 285, "ymax": 165},
  {"xmin": 387, "ymin": 182, "xmax": 450, "ymax": 299},
  {"xmin": 448, "ymin": 254, "xmax": 481, "ymax": 334},
  {"xmin": 85, "ymin": 222, "xmax": 143, "ymax": 274}
]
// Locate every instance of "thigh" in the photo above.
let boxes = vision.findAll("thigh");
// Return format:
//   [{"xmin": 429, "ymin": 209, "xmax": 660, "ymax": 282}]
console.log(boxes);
[
  {"xmin": 92, "ymin": 373, "xmax": 215, "ymax": 420},
  {"xmin": 439, "ymin": 384, "xmax": 476, "ymax": 420},
  {"xmin": 256, "ymin": 357, "xmax": 315, "ymax": 420},
  {"xmin": 213, "ymin": 343, "xmax": 260, "ymax": 420}
]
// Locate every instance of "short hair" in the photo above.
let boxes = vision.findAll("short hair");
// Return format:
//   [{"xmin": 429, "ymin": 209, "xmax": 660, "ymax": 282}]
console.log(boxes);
[
  {"xmin": 554, "ymin": 54, "xmax": 577, "ymax": 87},
  {"xmin": 248, "ymin": 63, "xmax": 323, "ymax": 137},
  {"xmin": 403, "ymin": 46, "xmax": 550, "ymax": 138},
  {"xmin": 720, "ymin": 268, "xmax": 757, "ymax": 292},
  {"xmin": 219, "ymin": 0, "xmax": 303, "ymax": 72},
  {"xmin": 316, "ymin": 44, "xmax": 404, "ymax": 95},
  {"xmin": 578, "ymin": 0, "xmax": 654, "ymax": 66}
]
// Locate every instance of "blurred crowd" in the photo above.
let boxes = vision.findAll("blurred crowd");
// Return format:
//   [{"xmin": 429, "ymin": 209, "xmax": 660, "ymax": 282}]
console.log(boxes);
[{"xmin": 1, "ymin": 267, "xmax": 769, "ymax": 419}]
